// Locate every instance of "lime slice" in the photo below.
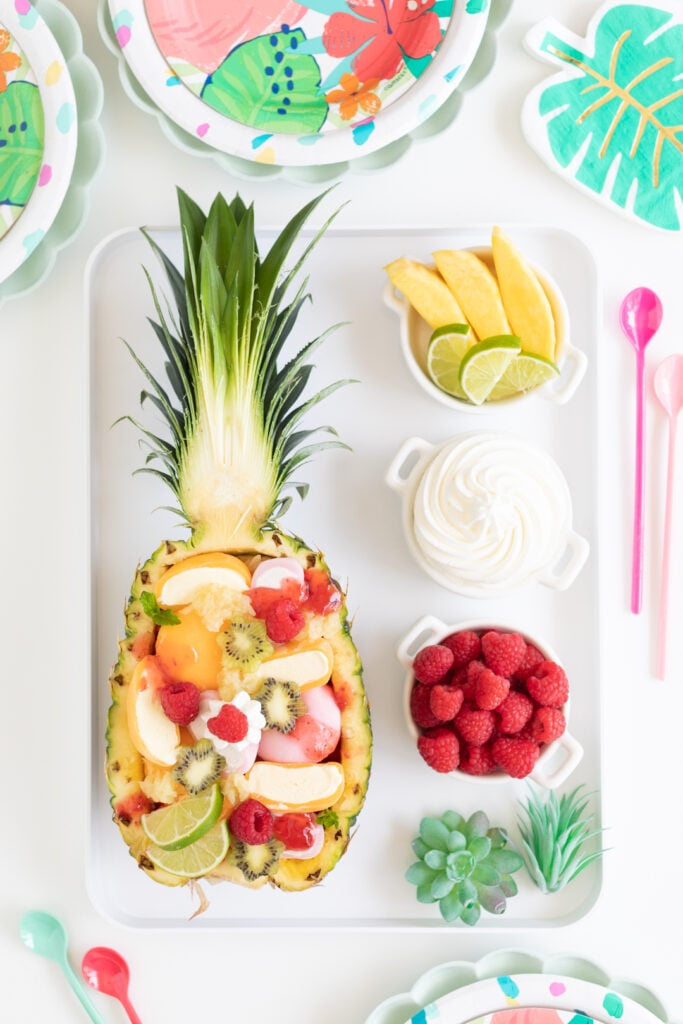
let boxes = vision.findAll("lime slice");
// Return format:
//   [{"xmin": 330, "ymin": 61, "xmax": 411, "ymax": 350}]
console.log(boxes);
[
  {"xmin": 488, "ymin": 352, "xmax": 560, "ymax": 401},
  {"xmin": 459, "ymin": 335, "xmax": 522, "ymax": 405},
  {"xmin": 426, "ymin": 323, "xmax": 472, "ymax": 399},
  {"xmin": 145, "ymin": 820, "xmax": 230, "ymax": 877},
  {"xmin": 141, "ymin": 784, "xmax": 223, "ymax": 851}
]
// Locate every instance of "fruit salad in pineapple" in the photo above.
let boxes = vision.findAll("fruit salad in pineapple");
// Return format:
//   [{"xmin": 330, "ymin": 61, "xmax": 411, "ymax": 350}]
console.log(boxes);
[{"xmin": 106, "ymin": 190, "xmax": 372, "ymax": 894}]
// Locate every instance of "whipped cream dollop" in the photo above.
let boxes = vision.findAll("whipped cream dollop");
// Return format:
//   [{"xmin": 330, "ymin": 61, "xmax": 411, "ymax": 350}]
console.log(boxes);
[
  {"xmin": 190, "ymin": 690, "xmax": 265, "ymax": 774},
  {"xmin": 412, "ymin": 433, "xmax": 573, "ymax": 593}
]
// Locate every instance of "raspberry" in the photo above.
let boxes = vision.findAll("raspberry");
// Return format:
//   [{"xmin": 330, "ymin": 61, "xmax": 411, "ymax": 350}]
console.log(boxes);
[
  {"xmin": 248, "ymin": 579, "xmax": 304, "ymax": 619},
  {"xmin": 481, "ymin": 631, "xmax": 526, "ymax": 677},
  {"xmin": 208, "ymin": 704, "xmax": 249, "ymax": 742},
  {"xmin": 441, "ymin": 630, "xmax": 481, "ymax": 668},
  {"xmin": 497, "ymin": 691, "xmax": 534, "ymax": 734},
  {"xmin": 265, "ymin": 598, "xmax": 305, "ymax": 643},
  {"xmin": 272, "ymin": 812, "xmax": 318, "ymax": 850},
  {"xmin": 429, "ymin": 684, "xmax": 464, "ymax": 722},
  {"xmin": 459, "ymin": 742, "xmax": 497, "ymax": 776},
  {"xmin": 160, "ymin": 681, "xmax": 200, "ymax": 725},
  {"xmin": 454, "ymin": 707, "xmax": 496, "ymax": 745},
  {"xmin": 229, "ymin": 799, "xmax": 274, "ymax": 844},
  {"xmin": 492, "ymin": 737, "xmax": 540, "ymax": 778},
  {"xmin": 417, "ymin": 727, "xmax": 460, "ymax": 773},
  {"xmin": 410, "ymin": 683, "xmax": 440, "ymax": 730},
  {"xmin": 474, "ymin": 667, "xmax": 510, "ymax": 710},
  {"xmin": 413, "ymin": 644, "xmax": 454, "ymax": 685},
  {"xmin": 514, "ymin": 643, "xmax": 545, "ymax": 682},
  {"xmin": 526, "ymin": 661, "xmax": 569, "ymax": 707},
  {"xmin": 530, "ymin": 706, "xmax": 566, "ymax": 744},
  {"xmin": 459, "ymin": 659, "xmax": 485, "ymax": 700}
]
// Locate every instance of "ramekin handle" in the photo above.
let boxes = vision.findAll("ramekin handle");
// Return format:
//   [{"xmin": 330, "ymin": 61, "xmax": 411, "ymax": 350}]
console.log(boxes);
[
  {"xmin": 530, "ymin": 731, "xmax": 584, "ymax": 789},
  {"xmin": 385, "ymin": 437, "xmax": 433, "ymax": 493},
  {"xmin": 539, "ymin": 531, "xmax": 590, "ymax": 590},
  {"xmin": 542, "ymin": 346, "xmax": 588, "ymax": 406},
  {"xmin": 382, "ymin": 279, "xmax": 408, "ymax": 317},
  {"xmin": 396, "ymin": 615, "xmax": 448, "ymax": 669}
]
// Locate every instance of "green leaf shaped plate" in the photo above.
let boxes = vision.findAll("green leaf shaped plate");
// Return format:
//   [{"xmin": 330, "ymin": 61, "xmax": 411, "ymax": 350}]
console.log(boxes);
[
  {"xmin": 99, "ymin": 0, "xmax": 505, "ymax": 179},
  {"xmin": 366, "ymin": 951, "xmax": 671, "ymax": 1024},
  {"xmin": 522, "ymin": 1, "xmax": 683, "ymax": 232},
  {"xmin": 0, "ymin": 0, "xmax": 104, "ymax": 305}
]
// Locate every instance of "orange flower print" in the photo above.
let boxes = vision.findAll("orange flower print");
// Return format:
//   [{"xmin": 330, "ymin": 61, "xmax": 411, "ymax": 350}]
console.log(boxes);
[
  {"xmin": 326, "ymin": 74, "xmax": 382, "ymax": 122},
  {"xmin": 0, "ymin": 29, "xmax": 21, "ymax": 93}
]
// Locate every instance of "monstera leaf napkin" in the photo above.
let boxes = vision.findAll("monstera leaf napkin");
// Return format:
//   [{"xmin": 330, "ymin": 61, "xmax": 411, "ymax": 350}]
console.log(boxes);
[{"xmin": 522, "ymin": 2, "xmax": 683, "ymax": 231}]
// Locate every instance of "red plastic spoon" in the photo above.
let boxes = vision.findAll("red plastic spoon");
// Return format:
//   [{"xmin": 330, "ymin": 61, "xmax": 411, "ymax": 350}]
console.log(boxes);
[{"xmin": 81, "ymin": 947, "xmax": 143, "ymax": 1024}]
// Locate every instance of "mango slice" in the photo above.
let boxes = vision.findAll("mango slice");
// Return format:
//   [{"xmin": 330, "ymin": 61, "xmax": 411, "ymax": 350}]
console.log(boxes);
[
  {"xmin": 491, "ymin": 227, "xmax": 556, "ymax": 361},
  {"xmin": 433, "ymin": 249, "xmax": 511, "ymax": 340},
  {"xmin": 385, "ymin": 257, "xmax": 473, "ymax": 332}
]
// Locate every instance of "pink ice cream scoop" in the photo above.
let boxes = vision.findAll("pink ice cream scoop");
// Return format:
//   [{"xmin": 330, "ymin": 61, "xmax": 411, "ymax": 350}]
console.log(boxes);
[
  {"xmin": 258, "ymin": 685, "xmax": 341, "ymax": 764},
  {"xmin": 145, "ymin": 0, "xmax": 307, "ymax": 73}
]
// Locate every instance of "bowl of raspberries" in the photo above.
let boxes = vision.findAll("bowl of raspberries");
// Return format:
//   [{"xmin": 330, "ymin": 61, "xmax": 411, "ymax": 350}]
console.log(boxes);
[{"xmin": 398, "ymin": 615, "xmax": 583, "ymax": 787}]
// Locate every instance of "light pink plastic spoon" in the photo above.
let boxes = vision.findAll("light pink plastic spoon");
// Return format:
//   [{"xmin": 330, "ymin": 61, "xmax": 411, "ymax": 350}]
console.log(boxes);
[
  {"xmin": 653, "ymin": 355, "xmax": 683, "ymax": 679},
  {"xmin": 619, "ymin": 287, "xmax": 663, "ymax": 614},
  {"xmin": 81, "ymin": 947, "xmax": 143, "ymax": 1024}
]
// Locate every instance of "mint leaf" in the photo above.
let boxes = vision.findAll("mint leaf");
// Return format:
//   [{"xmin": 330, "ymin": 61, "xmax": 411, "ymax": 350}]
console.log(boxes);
[
  {"xmin": 317, "ymin": 809, "xmax": 339, "ymax": 830},
  {"xmin": 140, "ymin": 590, "xmax": 181, "ymax": 626}
]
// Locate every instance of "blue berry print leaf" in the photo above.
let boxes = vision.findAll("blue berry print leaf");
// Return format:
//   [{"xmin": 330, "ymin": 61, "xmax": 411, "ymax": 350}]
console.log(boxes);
[
  {"xmin": 201, "ymin": 28, "xmax": 328, "ymax": 136},
  {"xmin": 0, "ymin": 81, "xmax": 44, "ymax": 206},
  {"xmin": 523, "ymin": 3, "xmax": 683, "ymax": 231}
]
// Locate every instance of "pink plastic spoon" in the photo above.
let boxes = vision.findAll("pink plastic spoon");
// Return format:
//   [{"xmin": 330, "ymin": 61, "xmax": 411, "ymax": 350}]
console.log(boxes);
[
  {"xmin": 81, "ymin": 947, "xmax": 143, "ymax": 1024},
  {"xmin": 619, "ymin": 287, "xmax": 663, "ymax": 613},
  {"xmin": 653, "ymin": 355, "xmax": 683, "ymax": 679}
]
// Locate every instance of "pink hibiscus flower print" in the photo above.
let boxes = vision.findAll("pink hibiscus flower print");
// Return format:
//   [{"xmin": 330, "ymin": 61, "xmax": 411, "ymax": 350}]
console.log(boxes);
[{"xmin": 322, "ymin": 0, "xmax": 442, "ymax": 84}]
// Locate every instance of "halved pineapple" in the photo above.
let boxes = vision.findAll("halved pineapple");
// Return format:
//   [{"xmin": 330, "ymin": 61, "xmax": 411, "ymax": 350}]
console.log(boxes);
[{"xmin": 106, "ymin": 191, "xmax": 372, "ymax": 895}]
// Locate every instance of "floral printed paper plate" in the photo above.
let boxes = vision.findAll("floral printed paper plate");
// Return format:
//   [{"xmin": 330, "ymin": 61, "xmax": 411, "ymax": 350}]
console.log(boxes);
[
  {"xmin": 102, "ymin": 0, "xmax": 491, "ymax": 172},
  {"xmin": 365, "ymin": 951, "xmax": 671, "ymax": 1024},
  {"xmin": 0, "ymin": 0, "xmax": 103, "ymax": 305}
]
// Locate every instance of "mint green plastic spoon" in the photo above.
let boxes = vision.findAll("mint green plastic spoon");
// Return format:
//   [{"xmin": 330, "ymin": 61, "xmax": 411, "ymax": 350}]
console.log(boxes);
[{"xmin": 19, "ymin": 911, "xmax": 107, "ymax": 1024}]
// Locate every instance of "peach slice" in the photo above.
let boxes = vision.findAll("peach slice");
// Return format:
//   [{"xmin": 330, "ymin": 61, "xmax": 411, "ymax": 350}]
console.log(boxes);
[
  {"xmin": 127, "ymin": 656, "xmax": 180, "ymax": 767},
  {"xmin": 155, "ymin": 609, "xmax": 223, "ymax": 691},
  {"xmin": 252, "ymin": 640, "xmax": 334, "ymax": 691},
  {"xmin": 154, "ymin": 552, "xmax": 251, "ymax": 608},
  {"xmin": 245, "ymin": 762, "xmax": 344, "ymax": 812}
]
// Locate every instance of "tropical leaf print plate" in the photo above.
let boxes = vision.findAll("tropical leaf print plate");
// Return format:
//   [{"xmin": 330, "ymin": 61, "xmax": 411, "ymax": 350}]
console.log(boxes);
[
  {"xmin": 105, "ymin": 0, "xmax": 490, "ymax": 166},
  {"xmin": 0, "ymin": 25, "xmax": 44, "ymax": 244},
  {"xmin": 522, "ymin": 1, "xmax": 683, "ymax": 232}
]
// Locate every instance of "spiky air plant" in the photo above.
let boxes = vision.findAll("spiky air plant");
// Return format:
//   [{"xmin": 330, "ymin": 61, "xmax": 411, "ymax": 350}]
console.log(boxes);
[
  {"xmin": 516, "ymin": 785, "xmax": 605, "ymax": 894},
  {"xmin": 406, "ymin": 811, "xmax": 523, "ymax": 925},
  {"xmin": 106, "ymin": 189, "xmax": 372, "ymax": 893}
]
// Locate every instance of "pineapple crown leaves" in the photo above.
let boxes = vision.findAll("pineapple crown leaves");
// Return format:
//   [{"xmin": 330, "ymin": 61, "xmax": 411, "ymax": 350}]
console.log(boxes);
[
  {"xmin": 119, "ymin": 187, "xmax": 354, "ymax": 541},
  {"xmin": 515, "ymin": 784, "xmax": 607, "ymax": 895},
  {"xmin": 406, "ymin": 810, "xmax": 523, "ymax": 926}
]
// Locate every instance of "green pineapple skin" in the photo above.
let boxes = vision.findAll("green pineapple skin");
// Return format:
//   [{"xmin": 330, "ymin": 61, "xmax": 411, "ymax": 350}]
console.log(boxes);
[{"xmin": 106, "ymin": 532, "xmax": 372, "ymax": 891}]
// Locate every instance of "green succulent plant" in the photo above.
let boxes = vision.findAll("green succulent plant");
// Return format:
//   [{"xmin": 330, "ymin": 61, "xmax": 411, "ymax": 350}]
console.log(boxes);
[
  {"xmin": 516, "ymin": 785, "xmax": 605, "ymax": 894},
  {"xmin": 406, "ymin": 810, "xmax": 524, "ymax": 925}
]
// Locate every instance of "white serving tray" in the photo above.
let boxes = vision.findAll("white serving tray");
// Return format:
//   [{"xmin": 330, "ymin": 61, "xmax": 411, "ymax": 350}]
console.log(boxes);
[{"xmin": 86, "ymin": 223, "xmax": 602, "ymax": 929}]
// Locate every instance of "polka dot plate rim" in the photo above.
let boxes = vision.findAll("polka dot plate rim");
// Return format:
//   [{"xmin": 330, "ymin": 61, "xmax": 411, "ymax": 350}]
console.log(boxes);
[
  {"xmin": 365, "ymin": 951, "xmax": 671, "ymax": 1024},
  {"xmin": 0, "ymin": 0, "xmax": 78, "ymax": 287},
  {"xmin": 101, "ymin": 0, "xmax": 491, "ymax": 169}
]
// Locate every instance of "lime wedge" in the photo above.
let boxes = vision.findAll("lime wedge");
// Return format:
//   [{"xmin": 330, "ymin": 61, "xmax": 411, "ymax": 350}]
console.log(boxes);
[
  {"xmin": 459, "ymin": 335, "xmax": 522, "ymax": 405},
  {"xmin": 426, "ymin": 323, "xmax": 472, "ymax": 399},
  {"xmin": 141, "ymin": 784, "xmax": 223, "ymax": 851},
  {"xmin": 488, "ymin": 352, "xmax": 560, "ymax": 401},
  {"xmin": 145, "ymin": 820, "xmax": 230, "ymax": 878}
]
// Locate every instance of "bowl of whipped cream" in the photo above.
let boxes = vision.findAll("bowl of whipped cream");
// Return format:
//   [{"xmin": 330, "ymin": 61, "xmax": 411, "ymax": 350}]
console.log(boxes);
[{"xmin": 386, "ymin": 431, "xmax": 589, "ymax": 596}]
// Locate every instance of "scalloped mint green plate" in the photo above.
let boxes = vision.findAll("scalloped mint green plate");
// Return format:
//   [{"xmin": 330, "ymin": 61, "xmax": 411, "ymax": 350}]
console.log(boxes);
[
  {"xmin": 98, "ymin": 0, "xmax": 509, "ymax": 182},
  {"xmin": 366, "ymin": 952, "xmax": 670, "ymax": 1024},
  {"xmin": 0, "ymin": 0, "xmax": 104, "ymax": 306}
]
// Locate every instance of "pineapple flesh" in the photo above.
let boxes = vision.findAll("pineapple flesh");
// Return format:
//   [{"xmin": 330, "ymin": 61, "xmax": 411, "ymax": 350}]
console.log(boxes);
[{"xmin": 105, "ymin": 190, "xmax": 372, "ymax": 894}]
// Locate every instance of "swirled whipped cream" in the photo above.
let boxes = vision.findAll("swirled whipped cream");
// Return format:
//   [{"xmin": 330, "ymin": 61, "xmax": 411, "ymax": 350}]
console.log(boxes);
[{"xmin": 412, "ymin": 433, "xmax": 572, "ymax": 593}]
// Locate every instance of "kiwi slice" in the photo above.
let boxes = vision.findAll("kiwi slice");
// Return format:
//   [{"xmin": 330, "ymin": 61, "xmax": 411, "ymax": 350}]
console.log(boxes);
[
  {"xmin": 172, "ymin": 740, "xmax": 226, "ymax": 795},
  {"xmin": 230, "ymin": 838, "xmax": 283, "ymax": 882},
  {"xmin": 218, "ymin": 617, "xmax": 273, "ymax": 671},
  {"xmin": 256, "ymin": 679, "xmax": 306, "ymax": 734}
]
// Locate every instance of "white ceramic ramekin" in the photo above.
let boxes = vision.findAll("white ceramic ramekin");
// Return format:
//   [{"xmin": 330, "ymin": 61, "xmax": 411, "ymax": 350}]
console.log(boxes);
[
  {"xmin": 397, "ymin": 615, "xmax": 584, "ymax": 789},
  {"xmin": 383, "ymin": 248, "xmax": 587, "ymax": 411},
  {"xmin": 386, "ymin": 432, "xmax": 589, "ymax": 597}
]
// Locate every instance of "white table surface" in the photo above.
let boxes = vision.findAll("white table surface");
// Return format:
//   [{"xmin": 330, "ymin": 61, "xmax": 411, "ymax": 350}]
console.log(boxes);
[{"xmin": 3, "ymin": 0, "xmax": 683, "ymax": 1020}]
